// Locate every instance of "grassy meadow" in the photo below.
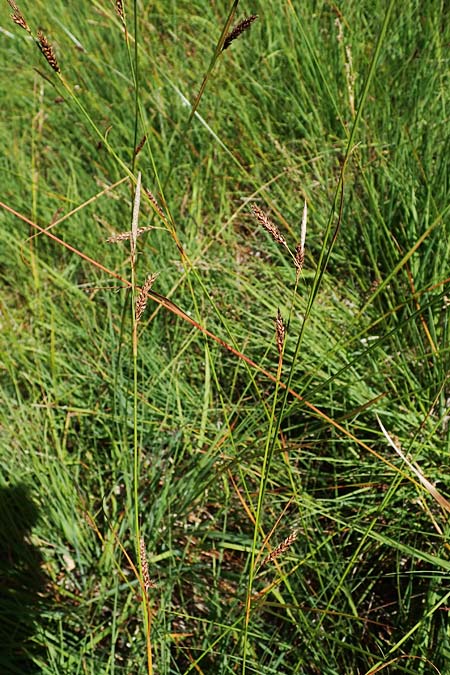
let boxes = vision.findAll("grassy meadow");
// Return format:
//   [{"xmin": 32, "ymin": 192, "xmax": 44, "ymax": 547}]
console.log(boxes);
[{"xmin": 1, "ymin": 1, "xmax": 450, "ymax": 673}]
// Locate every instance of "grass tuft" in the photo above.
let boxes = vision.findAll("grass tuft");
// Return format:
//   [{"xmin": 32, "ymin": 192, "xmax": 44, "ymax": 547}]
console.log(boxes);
[{"xmin": 1, "ymin": 1, "xmax": 450, "ymax": 674}]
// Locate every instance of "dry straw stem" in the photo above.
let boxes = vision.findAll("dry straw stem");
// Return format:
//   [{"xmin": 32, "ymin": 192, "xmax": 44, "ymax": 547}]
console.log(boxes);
[
  {"xmin": 261, "ymin": 530, "xmax": 298, "ymax": 567},
  {"xmin": 107, "ymin": 226, "xmax": 155, "ymax": 243},
  {"xmin": 276, "ymin": 309, "xmax": 285, "ymax": 357},
  {"xmin": 251, "ymin": 203, "xmax": 288, "ymax": 249},
  {"xmin": 8, "ymin": 0, "xmax": 31, "ymax": 33},
  {"xmin": 37, "ymin": 30, "xmax": 60, "ymax": 73},
  {"xmin": 136, "ymin": 273, "xmax": 158, "ymax": 322},
  {"xmin": 223, "ymin": 14, "xmax": 258, "ymax": 50},
  {"xmin": 377, "ymin": 416, "xmax": 450, "ymax": 514}
]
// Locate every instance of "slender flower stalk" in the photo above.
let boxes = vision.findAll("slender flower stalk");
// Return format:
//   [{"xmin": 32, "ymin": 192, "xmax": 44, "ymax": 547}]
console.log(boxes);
[{"xmin": 275, "ymin": 309, "xmax": 285, "ymax": 357}]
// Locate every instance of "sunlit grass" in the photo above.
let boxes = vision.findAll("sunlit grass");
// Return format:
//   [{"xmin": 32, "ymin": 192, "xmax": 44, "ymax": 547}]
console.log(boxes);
[{"xmin": 1, "ymin": 1, "xmax": 450, "ymax": 674}]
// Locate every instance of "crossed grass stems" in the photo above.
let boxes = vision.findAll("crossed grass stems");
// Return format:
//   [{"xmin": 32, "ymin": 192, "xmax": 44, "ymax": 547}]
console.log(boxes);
[
  {"xmin": 5, "ymin": 1, "xmax": 450, "ymax": 673},
  {"xmin": 5, "ymin": 1, "xmax": 302, "ymax": 668}
]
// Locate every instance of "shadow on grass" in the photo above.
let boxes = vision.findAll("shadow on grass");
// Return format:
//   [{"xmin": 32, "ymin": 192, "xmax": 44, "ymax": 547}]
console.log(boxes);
[{"xmin": 0, "ymin": 483, "xmax": 47, "ymax": 674}]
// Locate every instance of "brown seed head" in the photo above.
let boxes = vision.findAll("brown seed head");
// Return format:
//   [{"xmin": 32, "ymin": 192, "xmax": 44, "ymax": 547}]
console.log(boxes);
[
  {"xmin": 106, "ymin": 226, "xmax": 156, "ymax": 243},
  {"xmin": 139, "ymin": 537, "xmax": 156, "ymax": 593},
  {"xmin": 136, "ymin": 273, "xmax": 158, "ymax": 322},
  {"xmin": 261, "ymin": 530, "xmax": 298, "ymax": 567},
  {"xmin": 250, "ymin": 203, "xmax": 287, "ymax": 249},
  {"xmin": 37, "ymin": 31, "xmax": 60, "ymax": 73},
  {"xmin": 144, "ymin": 188, "xmax": 166, "ymax": 219},
  {"xmin": 116, "ymin": 0, "xmax": 125, "ymax": 22},
  {"xmin": 8, "ymin": 0, "xmax": 31, "ymax": 33},
  {"xmin": 223, "ymin": 15, "xmax": 258, "ymax": 50},
  {"xmin": 134, "ymin": 134, "xmax": 147, "ymax": 157},
  {"xmin": 369, "ymin": 278, "xmax": 381, "ymax": 293},
  {"xmin": 294, "ymin": 244, "xmax": 304, "ymax": 273}
]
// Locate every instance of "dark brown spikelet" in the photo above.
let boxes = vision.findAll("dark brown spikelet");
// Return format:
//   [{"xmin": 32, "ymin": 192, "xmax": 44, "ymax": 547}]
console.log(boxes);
[
  {"xmin": 134, "ymin": 134, "xmax": 147, "ymax": 157},
  {"xmin": 116, "ymin": 0, "xmax": 125, "ymax": 22},
  {"xmin": 369, "ymin": 278, "xmax": 381, "ymax": 293},
  {"xmin": 8, "ymin": 1, "xmax": 31, "ymax": 33},
  {"xmin": 136, "ymin": 273, "xmax": 158, "ymax": 322},
  {"xmin": 275, "ymin": 309, "xmax": 285, "ymax": 357},
  {"xmin": 144, "ymin": 188, "xmax": 166, "ymax": 219},
  {"xmin": 261, "ymin": 530, "xmax": 298, "ymax": 567},
  {"xmin": 294, "ymin": 243, "xmax": 304, "ymax": 273},
  {"xmin": 223, "ymin": 15, "xmax": 258, "ymax": 50},
  {"xmin": 139, "ymin": 537, "xmax": 156, "ymax": 593},
  {"xmin": 37, "ymin": 31, "xmax": 60, "ymax": 73},
  {"xmin": 251, "ymin": 203, "xmax": 287, "ymax": 249}
]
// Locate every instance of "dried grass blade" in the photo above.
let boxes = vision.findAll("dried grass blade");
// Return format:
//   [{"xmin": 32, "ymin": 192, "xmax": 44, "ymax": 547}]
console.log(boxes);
[{"xmin": 377, "ymin": 415, "xmax": 450, "ymax": 514}]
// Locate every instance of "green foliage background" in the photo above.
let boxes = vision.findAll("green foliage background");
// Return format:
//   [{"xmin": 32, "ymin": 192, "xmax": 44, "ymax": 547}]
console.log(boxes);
[{"xmin": 1, "ymin": 1, "xmax": 450, "ymax": 673}]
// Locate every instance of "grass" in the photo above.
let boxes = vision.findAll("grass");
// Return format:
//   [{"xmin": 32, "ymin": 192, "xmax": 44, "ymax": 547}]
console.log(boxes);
[{"xmin": 1, "ymin": 0, "xmax": 450, "ymax": 673}]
